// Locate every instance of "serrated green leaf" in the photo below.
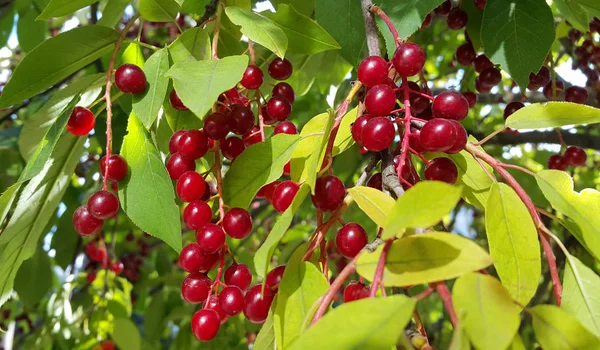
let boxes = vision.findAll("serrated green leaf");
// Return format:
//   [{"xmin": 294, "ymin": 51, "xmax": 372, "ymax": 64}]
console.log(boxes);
[
  {"xmin": 553, "ymin": 0, "xmax": 600, "ymax": 32},
  {"xmin": 168, "ymin": 27, "xmax": 211, "ymax": 63},
  {"xmin": 332, "ymin": 107, "xmax": 357, "ymax": 157},
  {"xmin": 562, "ymin": 254, "xmax": 600, "ymax": 337},
  {"xmin": 531, "ymin": 305, "xmax": 600, "ymax": 350},
  {"xmin": 122, "ymin": 42, "xmax": 146, "ymax": 66},
  {"xmin": 222, "ymin": 134, "xmax": 301, "ymax": 209},
  {"xmin": 225, "ymin": 7, "xmax": 288, "ymax": 58},
  {"xmin": 481, "ymin": 0, "xmax": 555, "ymax": 89},
  {"xmin": 37, "ymin": 0, "xmax": 96, "ymax": 19},
  {"xmin": 347, "ymin": 186, "xmax": 394, "ymax": 228},
  {"xmin": 97, "ymin": 0, "xmax": 130, "ymax": 28},
  {"xmin": 485, "ymin": 182, "xmax": 540, "ymax": 305},
  {"xmin": 253, "ymin": 184, "xmax": 309, "ymax": 278},
  {"xmin": 271, "ymin": 0, "xmax": 314, "ymax": 16},
  {"xmin": 165, "ymin": 55, "xmax": 248, "ymax": 118},
  {"xmin": 0, "ymin": 182, "xmax": 22, "ymax": 226},
  {"xmin": 14, "ymin": 245, "xmax": 54, "ymax": 307},
  {"xmin": 112, "ymin": 318, "xmax": 142, "ymax": 350},
  {"xmin": 132, "ymin": 48, "xmax": 170, "ymax": 129},
  {"xmin": 0, "ymin": 26, "xmax": 119, "ymax": 108},
  {"xmin": 506, "ymin": 102, "xmax": 600, "ymax": 130},
  {"xmin": 462, "ymin": 0, "xmax": 483, "ymax": 50},
  {"xmin": 289, "ymin": 295, "xmax": 415, "ymax": 350},
  {"xmin": 290, "ymin": 111, "xmax": 334, "ymax": 191},
  {"xmin": 139, "ymin": 0, "xmax": 180, "ymax": 22},
  {"xmin": 264, "ymin": 4, "xmax": 339, "ymax": 55},
  {"xmin": 383, "ymin": 181, "xmax": 462, "ymax": 240},
  {"xmin": 535, "ymin": 170, "xmax": 600, "ymax": 260},
  {"xmin": 357, "ymin": 232, "xmax": 493, "ymax": 286},
  {"xmin": 453, "ymin": 273, "xmax": 521, "ymax": 350},
  {"xmin": 119, "ymin": 113, "xmax": 182, "ymax": 252}
]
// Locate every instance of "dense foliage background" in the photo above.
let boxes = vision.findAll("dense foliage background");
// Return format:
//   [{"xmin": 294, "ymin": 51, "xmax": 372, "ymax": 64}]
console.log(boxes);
[{"xmin": 0, "ymin": 0, "xmax": 599, "ymax": 349}]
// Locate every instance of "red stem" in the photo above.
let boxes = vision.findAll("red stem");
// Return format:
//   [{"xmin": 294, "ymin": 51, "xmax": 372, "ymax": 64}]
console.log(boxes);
[
  {"xmin": 370, "ymin": 5, "xmax": 400, "ymax": 46},
  {"xmin": 394, "ymin": 77, "xmax": 414, "ymax": 185},
  {"xmin": 432, "ymin": 282, "xmax": 458, "ymax": 328},
  {"xmin": 212, "ymin": 145, "xmax": 226, "ymax": 220},
  {"xmin": 414, "ymin": 287, "xmax": 434, "ymax": 301},
  {"xmin": 369, "ymin": 240, "xmax": 392, "ymax": 297},
  {"xmin": 204, "ymin": 250, "xmax": 226, "ymax": 306}
]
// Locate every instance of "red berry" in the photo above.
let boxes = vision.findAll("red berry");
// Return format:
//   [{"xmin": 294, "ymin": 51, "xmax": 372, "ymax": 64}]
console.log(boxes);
[
  {"xmin": 73, "ymin": 205, "xmax": 104, "ymax": 236},
  {"xmin": 183, "ymin": 200, "xmax": 213, "ymax": 230},
  {"xmin": 311, "ymin": 175, "xmax": 346, "ymax": 212},
  {"xmin": 542, "ymin": 80, "xmax": 565, "ymax": 100},
  {"xmin": 335, "ymin": 223, "xmax": 368, "ymax": 259},
  {"xmin": 265, "ymin": 265, "xmax": 286, "ymax": 291},
  {"xmin": 223, "ymin": 208, "xmax": 253, "ymax": 239},
  {"xmin": 432, "ymin": 91, "xmax": 469, "ymax": 121},
  {"xmin": 424, "ymin": 158, "xmax": 458, "ymax": 184},
  {"xmin": 229, "ymin": 105, "xmax": 255, "ymax": 135},
  {"xmin": 243, "ymin": 285, "xmax": 274, "ymax": 323},
  {"xmin": 367, "ymin": 173, "xmax": 382, "ymax": 190},
  {"xmin": 351, "ymin": 115, "xmax": 371, "ymax": 143},
  {"xmin": 198, "ymin": 251, "xmax": 220, "ymax": 272},
  {"xmin": 166, "ymin": 153, "xmax": 195, "ymax": 181},
  {"xmin": 179, "ymin": 243, "xmax": 206, "ymax": 273},
  {"xmin": 474, "ymin": 0, "xmax": 486, "ymax": 10},
  {"xmin": 475, "ymin": 76, "xmax": 492, "ymax": 94},
  {"xmin": 568, "ymin": 28, "xmax": 582, "ymax": 42},
  {"xmin": 365, "ymin": 85, "xmax": 396, "ymax": 116},
  {"xmin": 462, "ymin": 91, "xmax": 477, "ymax": 108},
  {"xmin": 191, "ymin": 309, "xmax": 220, "ymax": 341},
  {"xmin": 170, "ymin": 90, "xmax": 188, "ymax": 111},
  {"xmin": 224, "ymin": 264, "xmax": 252, "ymax": 290},
  {"xmin": 169, "ymin": 130, "xmax": 186, "ymax": 154},
  {"xmin": 504, "ymin": 102, "xmax": 525, "ymax": 119},
  {"xmin": 240, "ymin": 65, "xmax": 263, "ymax": 89},
  {"xmin": 110, "ymin": 261, "xmax": 124, "ymax": 275},
  {"xmin": 446, "ymin": 120, "xmax": 467, "ymax": 154},
  {"xmin": 85, "ymin": 242, "xmax": 106, "ymax": 262},
  {"xmin": 564, "ymin": 146, "xmax": 587, "ymax": 166},
  {"xmin": 100, "ymin": 155, "xmax": 128, "ymax": 182},
  {"xmin": 219, "ymin": 286, "xmax": 245, "ymax": 316},
  {"xmin": 474, "ymin": 55, "xmax": 494, "ymax": 73},
  {"xmin": 565, "ymin": 86, "xmax": 589, "ymax": 104},
  {"xmin": 361, "ymin": 117, "xmax": 396, "ymax": 152},
  {"xmin": 272, "ymin": 82, "xmax": 295, "ymax": 103},
  {"xmin": 528, "ymin": 66, "xmax": 551, "ymax": 90},
  {"xmin": 268, "ymin": 58, "xmax": 293, "ymax": 80},
  {"xmin": 87, "ymin": 190, "xmax": 120, "ymax": 219},
  {"xmin": 420, "ymin": 13, "xmax": 433, "ymax": 30},
  {"xmin": 479, "ymin": 67, "xmax": 502, "ymax": 87},
  {"xmin": 204, "ymin": 113, "xmax": 230, "ymax": 140},
  {"xmin": 455, "ymin": 43, "xmax": 476, "ymax": 65},
  {"xmin": 178, "ymin": 130, "xmax": 209, "ymax": 160},
  {"xmin": 548, "ymin": 154, "xmax": 568, "ymax": 171},
  {"xmin": 358, "ymin": 56, "xmax": 389, "ymax": 87},
  {"xmin": 221, "ymin": 136, "xmax": 245, "ymax": 160},
  {"xmin": 283, "ymin": 161, "xmax": 291, "ymax": 176},
  {"xmin": 257, "ymin": 181, "xmax": 280, "ymax": 201},
  {"xmin": 392, "ymin": 43, "xmax": 426, "ymax": 77},
  {"xmin": 115, "ymin": 64, "xmax": 147, "ymax": 94},
  {"xmin": 266, "ymin": 96, "xmax": 292, "ymax": 121},
  {"xmin": 86, "ymin": 271, "xmax": 97, "ymax": 283},
  {"xmin": 435, "ymin": 0, "xmax": 451, "ymax": 16},
  {"xmin": 66, "ymin": 106, "xmax": 95, "ymax": 136},
  {"xmin": 261, "ymin": 105, "xmax": 278, "ymax": 125},
  {"xmin": 343, "ymin": 281, "xmax": 369, "ymax": 302},
  {"xmin": 274, "ymin": 121, "xmax": 297, "ymax": 135},
  {"xmin": 206, "ymin": 295, "xmax": 228, "ymax": 324},
  {"xmin": 181, "ymin": 272, "xmax": 211, "ymax": 303},
  {"xmin": 243, "ymin": 126, "xmax": 262, "ymax": 147},
  {"xmin": 272, "ymin": 181, "xmax": 299, "ymax": 213},
  {"xmin": 447, "ymin": 9, "xmax": 468, "ymax": 30},
  {"xmin": 176, "ymin": 171, "xmax": 207, "ymax": 202},
  {"xmin": 196, "ymin": 224, "xmax": 226, "ymax": 253},
  {"xmin": 420, "ymin": 119, "xmax": 457, "ymax": 152}
]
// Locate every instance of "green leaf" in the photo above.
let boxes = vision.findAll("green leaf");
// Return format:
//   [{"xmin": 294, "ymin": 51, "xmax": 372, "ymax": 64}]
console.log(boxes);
[
  {"xmin": 462, "ymin": 0, "xmax": 484, "ymax": 50},
  {"xmin": 506, "ymin": 102, "xmax": 600, "ymax": 130},
  {"xmin": 449, "ymin": 319, "xmax": 471, "ymax": 350},
  {"xmin": 132, "ymin": 48, "xmax": 170, "ymax": 129},
  {"xmin": 253, "ymin": 184, "xmax": 309, "ymax": 278},
  {"xmin": 553, "ymin": 0, "xmax": 600, "ymax": 33},
  {"xmin": 165, "ymin": 55, "xmax": 248, "ymax": 118},
  {"xmin": 288, "ymin": 295, "xmax": 415, "ymax": 350},
  {"xmin": 37, "ymin": 0, "xmax": 96, "ymax": 19},
  {"xmin": 271, "ymin": 0, "xmax": 314, "ymax": 16},
  {"xmin": 383, "ymin": 181, "xmax": 462, "ymax": 240},
  {"xmin": 112, "ymin": 318, "xmax": 142, "ymax": 350},
  {"xmin": 275, "ymin": 262, "xmax": 328, "ymax": 348},
  {"xmin": 97, "ymin": 0, "xmax": 130, "ymax": 28},
  {"xmin": 168, "ymin": 27, "xmax": 211, "ymax": 63},
  {"xmin": 17, "ymin": 6, "xmax": 46, "ymax": 53},
  {"xmin": 535, "ymin": 170, "xmax": 600, "ymax": 260},
  {"xmin": 347, "ymin": 186, "xmax": 395, "ymax": 228},
  {"xmin": 481, "ymin": 0, "xmax": 555, "ymax": 89},
  {"xmin": 0, "ymin": 6, "xmax": 15, "ymax": 49},
  {"xmin": 51, "ymin": 188, "xmax": 79, "ymax": 269},
  {"xmin": 0, "ymin": 182, "xmax": 23, "ymax": 226},
  {"xmin": 0, "ymin": 134, "xmax": 85, "ymax": 308},
  {"xmin": 119, "ymin": 113, "xmax": 182, "ymax": 252},
  {"xmin": 139, "ymin": 0, "xmax": 180, "ymax": 22},
  {"xmin": 562, "ymin": 254, "xmax": 600, "ymax": 337},
  {"xmin": 164, "ymin": 100, "xmax": 203, "ymax": 131},
  {"xmin": 315, "ymin": 0, "xmax": 365, "ymax": 66},
  {"xmin": 122, "ymin": 42, "xmax": 146, "ymax": 66},
  {"xmin": 375, "ymin": 0, "xmax": 444, "ymax": 54},
  {"xmin": 332, "ymin": 107, "xmax": 357, "ymax": 157},
  {"xmin": 531, "ymin": 305, "xmax": 600, "ymax": 350},
  {"xmin": 225, "ymin": 7, "xmax": 288, "ymax": 58},
  {"xmin": 144, "ymin": 292, "xmax": 166, "ymax": 342},
  {"xmin": 0, "ymin": 26, "xmax": 119, "ymax": 108},
  {"xmin": 485, "ymin": 182, "xmax": 540, "ymax": 305},
  {"xmin": 222, "ymin": 134, "xmax": 301, "ymax": 209},
  {"xmin": 290, "ymin": 111, "xmax": 334, "ymax": 192},
  {"xmin": 453, "ymin": 273, "xmax": 521, "ymax": 350},
  {"xmin": 255, "ymin": 306, "xmax": 277, "ymax": 350},
  {"xmin": 264, "ymin": 4, "xmax": 340, "ymax": 55},
  {"xmin": 357, "ymin": 232, "xmax": 493, "ymax": 286},
  {"xmin": 14, "ymin": 245, "xmax": 54, "ymax": 307}
]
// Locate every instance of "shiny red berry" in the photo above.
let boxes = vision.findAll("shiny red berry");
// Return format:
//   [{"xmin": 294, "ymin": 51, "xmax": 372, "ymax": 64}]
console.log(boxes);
[
  {"xmin": 565, "ymin": 86, "xmax": 589, "ymax": 104},
  {"xmin": 223, "ymin": 208, "xmax": 252, "ymax": 239},
  {"xmin": 219, "ymin": 286, "xmax": 245, "ymax": 316},
  {"xmin": 196, "ymin": 224, "xmax": 226, "ymax": 253},
  {"xmin": 367, "ymin": 173, "xmax": 382, "ymax": 190},
  {"xmin": 311, "ymin": 175, "xmax": 346, "ymax": 212},
  {"xmin": 362, "ymin": 117, "xmax": 396, "ymax": 151},
  {"xmin": 343, "ymin": 281, "xmax": 370, "ymax": 302},
  {"xmin": 266, "ymin": 96, "xmax": 292, "ymax": 121},
  {"xmin": 191, "ymin": 309, "xmax": 220, "ymax": 341},
  {"xmin": 351, "ymin": 115, "xmax": 371, "ymax": 144},
  {"xmin": 455, "ymin": 43, "xmax": 476, "ymax": 65},
  {"xmin": 504, "ymin": 102, "xmax": 525, "ymax": 119},
  {"xmin": 447, "ymin": 9, "xmax": 468, "ymax": 30},
  {"xmin": 183, "ymin": 200, "xmax": 213, "ymax": 230},
  {"xmin": 181, "ymin": 273, "xmax": 211, "ymax": 303},
  {"xmin": 224, "ymin": 264, "xmax": 252, "ymax": 290},
  {"xmin": 420, "ymin": 119, "xmax": 457, "ymax": 152},
  {"xmin": 206, "ymin": 295, "xmax": 228, "ymax": 324},
  {"xmin": 87, "ymin": 190, "xmax": 120, "ymax": 219},
  {"xmin": 179, "ymin": 243, "xmax": 206, "ymax": 273},
  {"xmin": 528, "ymin": 66, "xmax": 551, "ymax": 90},
  {"xmin": 240, "ymin": 65, "xmax": 263, "ymax": 89},
  {"xmin": 73, "ymin": 206, "xmax": 103, "ymax": 236},
  {"xmin": 110, "ymin": 261, "xmax": 124, "ymax": 275},
  {"xmin": 432, "ymin": 91, "xmax": 469, "ymax": 121},
  {"xmin": 176, "ymin": 171, "xmax": 207, "ymax": 203},
  {"xmin": 268, "ymin": 58, "xmax": 293, "ymax": 80},
  {"xmin": 548, "ymin": 154, "xmax": 568, "ymax": 171},
  {"xmin": 479, "ymin": 67, "xmax": 502, "ymax": 87},
  {"xmin": 358, "ymin": 56, "xmax": 389, "ymax": 87},
  {"xmin": 229, "ymin": 105, "xmax": 255, "ymax": 135},
  {"xmin": 100, "ymin": 155, "xmax": 128, "ymax": 182},
  {"xmin": 274, "ymin": 121, "xmax": 297, "ymax": 135},
  {"xmin": 446, "ymin": 120, "xmax": 467, "ymax": 154},
  {"xmin": 435, "ymin": 0, "xmax": 451, "ymax": 16},
  {"xmin": 365, "ymin": 84, "xmax": 396, "ymax": 116},
  {"xmin": 272, "ymin": 82, "xmax": 295, "ymax": 103},
  {"xmin": 66, "ymin": 106, "xmax": 95, "ymax": 136},
  {"xmin": 115, "ymin": 64, "xmax": 147, "ymax": 94},
  {"xmin": 166, "ymin": 153, "xmax": 195, "ymax": 181},
  {"xmin": 204, "ymin": 112, "xmax": 230, "ymax": 140},
  {"xmin": 392, "ymin": 42, "xmax": 426, "ymax": 77},
  {"xmin": 243, "ymin": 285, "xmax": 274, "ymax": 323},
  {"xmin": 272, "ymin": 181, "xmax": 299, "ymax": 213},
  {"xmin": 564, "ymin": 146, "xmax": 587, "ymax": 166},
  {"xmin": 474, "ymin": 55, "xmax": 494, "ymax": 73},
  {"xmin": 170, "ymin": 90, "xmax": 188, "ymax": 111},
  {"xmin": 221, "ymin": 136, "xmax": 245, "ymax": 160},
  {"xmin": 243, "ymin": 126, "xmax": 262, "ymax": 147},
  {"xmin": 335, "ymin": 223, "xmax": 368, "ymax": 259},
  {"xmin": 178, "ymin": 130, "xmax": 209, "ymax": 160},
  {"xmin": 169, "ymin": 130, "xmax": 186, "ymax": 154},
  {"xmin": 424, "ymin": 158, "xmax": 458, "ymax": 184},
  {"xmin": 265, "ymin": 265, "xmax": 286, "ymax": 291}
]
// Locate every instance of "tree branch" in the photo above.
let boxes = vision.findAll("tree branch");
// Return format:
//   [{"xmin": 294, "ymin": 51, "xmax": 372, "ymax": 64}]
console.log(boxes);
[
  {"xmin": 197, "ymin": 0, "xmax": 220, "ymax": 27},
  {"xmin": 471, "ymin": 130, "xmax": 600, "ymax": 150},
  {"xmin": 361, "ymin": 0, "xmax": 380, "ymax": 57}
]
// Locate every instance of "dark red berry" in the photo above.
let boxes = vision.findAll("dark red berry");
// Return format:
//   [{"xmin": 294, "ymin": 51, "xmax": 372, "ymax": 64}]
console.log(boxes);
[
  {"xmin": 268, "ymin": 58, "xmax": 293, "ymax": 80},
  {"xmin": 564, "ymin": 146, "xmax": 587, "ymax": 166},
  {"xmin": 261, "ymin": 105, "xmax": 278, "ymax": 125},
  {"xmin": 311, "ymin": 175, "xmax": 346, "ymax": 212},
  {"xmin": 462, "ymin": 91, "xmax": 477, "ymax": 108},
  {"xmin": 420, "ymin": 14, "xmax": 433, "ymax": 30},
  {"xmin": 446, "ymin": 121, "xmax": 467, "ymax": 154},
  {"xmin": 219, "ymin": 286, "xmax": 245, "ymax": 316},
  {"xmin": 66, "ymin": 106, "xmax": 95, "ymax": 136},
  {"xmin": 528, "ymin": 66, "xmax": 551, "ymax": 90},
  {"xmin": 206, "ymin": 295, "xmax": 228, "ymax": 324},
  {"xmin": 86, "ymin": 271, "xmax": 97, "ymax": 283},
  {"xmin": 335, "ymin": 223, "xmax": 368, "ymax": 259},
  {"xmin": 87, "ymin": 190, "xmax": 120, "ymax": 219},
  {"xmin": 565, "ymin": 86, "xmax": 589, "ymax": 104},
  {"xmin": 358, "ymin": 56, "xmax": 389, "ymax": 87},
  {"xmin": 169, "ymin": 130, "xmax": 186, "ymax": 154},
  {"xmin": 266, "ymin": 96, "xmax": 292, "ymax": 121},
  {"xmin": 455, "ymin": 43, "xmax": 476, "ymax": 65},
  {"xmin": 432, "ymin": 91, "xmax": 469, "ymax": 121},
  {"xmin": 204, "ymin": 113, "xmax": 230, "ymax": 140},
  {"xmin": 361, "ymin": 117, "xmax": 396, "ymax": 152},
  {"xmin": 474, "ymin": 55, "xmax": 494, "ymax": 73},
  {"xmin": 166, "ymin": 153, "xmax": 195, "ymax": 181},
  {"xmin": 179, "ymin": 243, "xmax": 206, "ymax": 272},
  {"xmin": 229, "ymin": 105, "xmax": 255, "ymax": 135},
  {"xmin": 274, "ymin": 121, "xmax": 297, "ymax": 135},
  {"xmin": 196, "ymin": 224, "xmax": 226, "ymax": 253},
  {"xmin": 240, "ymin": 65, "xmax": 263, "ymax": 89},
  {"xmin": 447, "ymin": 9, "xmax": 468, "ymax": 30},
  {"xmin": 221, "ymin": 136, "xmax": 245, "ymax": 160},
  {"xmin": 242, "ymin": 126, "xmax": 262, "ymax": 147},
  {"xmin": 568, "ymin": 28, "xmax": 582, "ymax": 42},
  {"xmin": 365, "ymin": 84, "xmax": 396, "ymax": 116},
  {"xmin": 100, "ymin": 155, "xmax": 128, "ymax": 182},
  {"xmin": 198, "ymin": 251, "xmax": 220, "ymax": 272},
  {"xmin": 115, "ymin": 64, "xmax": 147, "ymax": 94},
  {"xmin": 178, "ymin": 130, "xmax": 209, "ymax": 160},
  {"xmin": 504, "ymin": 102, "xmax": 525, "ymax": 119},
  {"xmin": 265, "ymin": 265, "xmax": 286, "ymax": 291},
  {"xmin": 183, "ymin": 200, "xmax": 213, "ymax": 230},
  {"xmin": 367, "ymin": 173, "xmax": 382, "ymax": 190},
  {"xmin": 243, "ymin": 285, "xmax": 274, "ymax": 323},
  {"xmin": 191, "ymin": 309, "xmax": 220, "ymax": 341},
  {"xmin": 435, "ymin": 1, "xmax": 451, "ymax": 16},
  {"xmin": 479, "ymin": 67, "xmax": 502, "ymax": 87},
  {"xmin": 110, "ymin": 261, "xmax": 124, "ymax": 275},
  {"xmin": 475, "ymin": 76, "xmax": 492, "ymax": 94},
  {"xmin": 224, "ymin": 264, "xmax": 252, "ymax": 290},
  {"xmin": 343, "ymin": 281, "xmax": 369, "ymax": 302},
  {"xmin": 542, "ymin": 80, "xmax": 565, "ymax": 100},
  {"xmin": 223, "ymin": 208, "xmax": 252, "ymax": 239},
  {"xmin": 474, "ymin": 0, "xmax": 486, "ymax": 10},
  {"xmin": 351, "ymin": 115, "xmax": 371, "ymax": 143},
  {"xmin": 420, "ymin": 119, "xmax": 457, "ymax": 152},
  {"xmin": 272, "ymin": 82, "xmax": 295, "ymax": 103},
  {"xmin": 176, "ymin": 171, "xmax": 207, "ymax": 203},
  {"xmin": 272, "ymin": 181, "xmax": 299, "ymax": 213},
  {"xmin": 170, "ymin": 90, "xmax": 188, "ymax": 111},
  {"xmin": 392, "ymin": 43, "xmax": 426, "ymax": 77},
  {"xmin": 424, "ymin": 158, "xmax": 458, "ymax": 184},
  {"xmin": 257, "ymin": 181, "xmax": 280, "ymax": 201},
  {"xmin": 181, "ymin": 272, "xmax": 211, "ymax": 303},
  {"xmin": 548, "ymin": 154, "xmax": 568, "ymax": 171}
]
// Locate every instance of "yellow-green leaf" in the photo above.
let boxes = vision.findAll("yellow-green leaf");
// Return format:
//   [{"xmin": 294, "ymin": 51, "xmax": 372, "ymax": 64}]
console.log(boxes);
[
  {"xmin": 139, "ymin": 0, "xmax": 180, "ymax": 22},
  {"xmin": 357, "ymin": 232, "xmax": 493, "ymax": 286},
  {"xmin": 447, "ymin": 147, "xmax": 494, "ymax": 209},
  {"xmin": 506, "ymin": 102, "xmax": 600, "ymax": 130},
  {"xmin": 383, "ymin": 181, "xmax": 462, "ymax": 240},
  {"xmin": 112, "ymin": 318, "xmax": 141, "ymax": 350},
  {"xmin": 168, "ymin": 27, "xmax": 211, "ymax": 63},
  {"xmin": 332, "ymin": 107, "xmax": 357, "ymax": 157},
  {"xmin": 132, "ymin": 48, "xmax": 170, "ymax": 129},
  {"xmin": 453, "ymin": 273, "xmax": 521, "ymax": 350},
  {"xmin": 122, "ymin": 42, "xmax": 146, "ymax": 66},
  {"xmin": 225, "ymin": 7, "xmax": 288, "ymax": 58},
  {"xmin": 531, "ymin": 305, "xmax": 600, "ymax": 350},
  {"xmin": 347, "ymin": 186, "xmax": 394, "ymax": 228},
  {"xmin": 562, "ymin": 254, "xmax": 600, "ymax": 337},
  {"xmin": 485, "ymin": 183, "xmax": 540, "ymax": 305}
]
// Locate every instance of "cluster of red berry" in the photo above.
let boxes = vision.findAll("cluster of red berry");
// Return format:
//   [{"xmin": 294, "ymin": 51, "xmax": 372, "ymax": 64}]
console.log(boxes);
[{"xmin": 82, "ymin": 240, "xmax": 124, "ymax": 283}]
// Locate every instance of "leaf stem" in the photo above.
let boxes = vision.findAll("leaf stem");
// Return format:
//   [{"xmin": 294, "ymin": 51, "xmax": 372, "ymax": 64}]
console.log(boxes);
[
  {"xmin": 369, "ymin": 5, "xmax": 401, "ymax": 46},
  {"xmin": 431, "ymin": 281, "xmax": 458, "ymax": 328},
  {"xmin": 211, "ymin": 4, "xmax": 222, "ymax": 59},
  {"xmin": 368, "ymin": 239, "xmax": 392, "ymax": 297}
]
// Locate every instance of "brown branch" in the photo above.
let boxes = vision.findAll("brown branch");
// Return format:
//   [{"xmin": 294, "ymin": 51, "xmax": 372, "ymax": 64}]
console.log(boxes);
[
  {"xmin": 197, "ymin": 0, "xmax": 220, "ymax": 27},
  {"xmin": 361, "ymin": 0, "xmax": 381, "ymax": 57}
]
